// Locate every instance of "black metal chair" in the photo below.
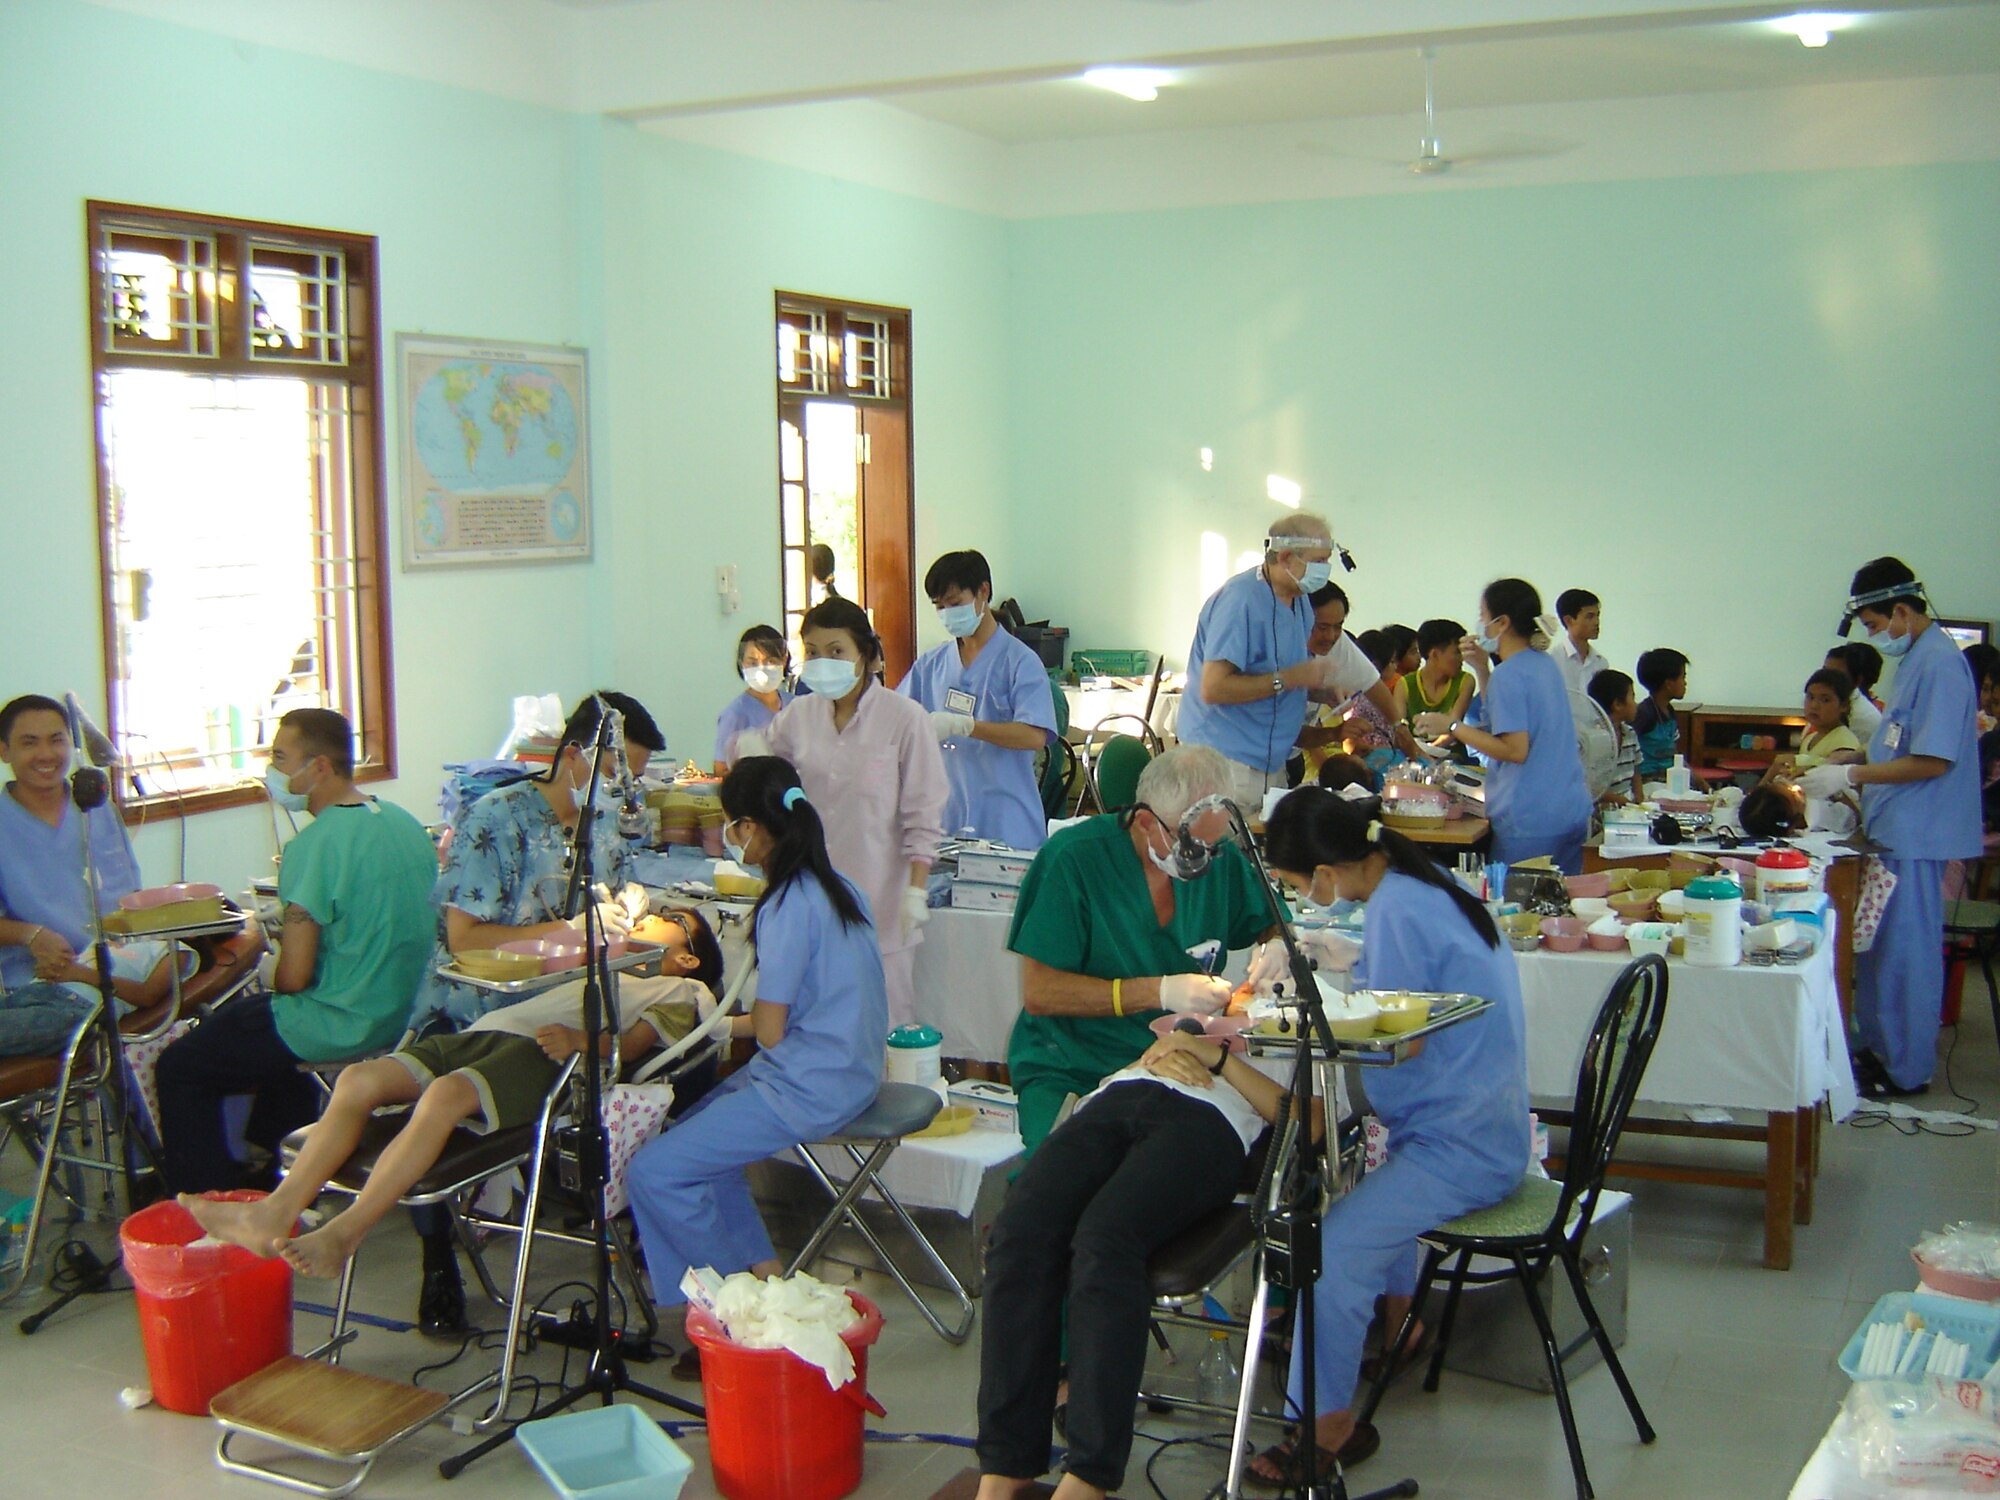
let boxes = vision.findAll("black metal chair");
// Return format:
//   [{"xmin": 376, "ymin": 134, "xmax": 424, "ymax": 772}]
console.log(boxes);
[{"xmin": 1357, "ymin": 954, "xmax": 1669, "ymax": 1500}]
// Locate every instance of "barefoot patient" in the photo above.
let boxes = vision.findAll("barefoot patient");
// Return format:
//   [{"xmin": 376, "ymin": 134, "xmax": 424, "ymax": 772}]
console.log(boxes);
[{"xmin": 183, "ymin": 907, "xmax": 721, "ymax": 1277}]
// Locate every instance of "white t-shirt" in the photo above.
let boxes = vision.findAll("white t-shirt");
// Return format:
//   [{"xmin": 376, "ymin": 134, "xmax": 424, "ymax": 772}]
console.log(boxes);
[
  {"xmin": 1555, "ymin": 639, "xmax": 1609, "ymax": 697},
  {"xmin": 1078, "ymin": 1054, "xmax": 1292, "ymax": 1150},
  {"xmin": 1848, "ymin": 691, "xmax": 1883, "ymax": 741},
  {"xmin": 1306, "ymin": 634, "xmax": 1384, "ymax": 709}
]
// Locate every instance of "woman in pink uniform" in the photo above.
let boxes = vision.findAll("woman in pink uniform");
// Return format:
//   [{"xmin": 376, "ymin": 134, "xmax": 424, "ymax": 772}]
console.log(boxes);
[{"xmin": 767, "ymin": 599, "xmax": 947, "ymax": 1029}]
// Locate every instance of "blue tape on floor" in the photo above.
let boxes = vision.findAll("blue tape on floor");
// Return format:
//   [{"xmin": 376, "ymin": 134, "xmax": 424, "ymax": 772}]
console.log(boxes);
[{"xmin": 294, "ymin": 1300, "xmax": 416, "ymax": 1333}]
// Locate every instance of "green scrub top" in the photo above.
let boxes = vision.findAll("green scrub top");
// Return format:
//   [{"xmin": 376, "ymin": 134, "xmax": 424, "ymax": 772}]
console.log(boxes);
[
  {"xmin": 1004, "ymin": 814, "xmax": 1271, "ymax": 1150},
  {"xmin": 273, "ymin": 799, "xmax": 440, "ymax": 1061}
]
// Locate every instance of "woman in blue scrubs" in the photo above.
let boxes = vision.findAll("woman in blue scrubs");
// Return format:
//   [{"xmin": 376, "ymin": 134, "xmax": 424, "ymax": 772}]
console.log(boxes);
[
  {"xmin": 1247, "ymin": 789, "xmax": 1529, "ymax": 1483},
  {"xmin": 1802, "ymin": 558, "xmax": 1981, "ymax": 1097},
  {"xmin": 1447, "ymin": 578, "xmax": 1593, "ymax": 874},
  {"xmin": 625, "ymin": 755, "xmax": 887, "ymax": 1356}
]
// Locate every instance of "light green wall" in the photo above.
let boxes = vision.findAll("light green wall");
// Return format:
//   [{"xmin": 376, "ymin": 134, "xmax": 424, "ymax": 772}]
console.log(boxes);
[{"xmin": 1006, "ymin": 166, "xmax": 2000, "ymax": 703}]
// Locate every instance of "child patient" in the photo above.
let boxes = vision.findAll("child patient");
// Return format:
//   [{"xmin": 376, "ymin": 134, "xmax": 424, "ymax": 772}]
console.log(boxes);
[{"xmin": 182, "ymin": 906, "xmax": 722, "ymax": 1277}]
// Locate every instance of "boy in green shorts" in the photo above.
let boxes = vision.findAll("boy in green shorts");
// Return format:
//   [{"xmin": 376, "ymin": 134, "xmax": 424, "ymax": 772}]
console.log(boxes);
[{"xmin": 182, "ymin": 906, "xmax": 722, "ymax": 1277}]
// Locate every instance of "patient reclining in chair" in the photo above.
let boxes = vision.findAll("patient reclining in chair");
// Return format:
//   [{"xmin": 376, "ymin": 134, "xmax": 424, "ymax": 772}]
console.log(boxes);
[{"xmin": 183, "ymin": 907, "xmax": 722, "ymax": 1277}]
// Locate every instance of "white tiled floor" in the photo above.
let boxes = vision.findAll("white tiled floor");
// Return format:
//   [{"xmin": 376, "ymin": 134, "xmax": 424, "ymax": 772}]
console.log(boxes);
[{"xmin": 4, "ymin": 992, "xmax": 1997, "ymax": 1500}]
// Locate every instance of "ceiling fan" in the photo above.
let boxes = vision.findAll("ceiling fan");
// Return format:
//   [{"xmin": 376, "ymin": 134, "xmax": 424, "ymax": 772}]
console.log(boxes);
[{"xmin": 1301, "ymin": 46, "xmax": 1574, "ymax": 176}]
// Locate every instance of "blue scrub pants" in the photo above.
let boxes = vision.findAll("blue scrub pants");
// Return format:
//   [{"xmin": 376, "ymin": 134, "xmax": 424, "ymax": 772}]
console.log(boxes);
[
  {"xmin": 1490, "ymin": 824, "xmax": 1587, "ymax": 878},
  {"xmin": 1856, "ymin": 857, "xmax": 1946, "ymax": 1090},
  {"xmin": 1290, "ymin": 1151, "xmax": 1506, "ymax": 1415},
  {"xmin": 626, "ymin": 1077, "xmax": 806, "ymax": 1307}
]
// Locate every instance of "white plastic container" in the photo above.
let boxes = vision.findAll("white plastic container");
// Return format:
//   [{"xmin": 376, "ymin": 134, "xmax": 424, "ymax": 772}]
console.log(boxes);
[
  {"xmin": 885, "ymin": 1024, "xmax": 943, "ymax": 1090},
  {"xmin": 1666, "ymin": 755, "xmax": 1692, "ymax": 797},
  {"xmin": 1682, "ymin": 875, "xmax": 1743, "ymax": 967}
]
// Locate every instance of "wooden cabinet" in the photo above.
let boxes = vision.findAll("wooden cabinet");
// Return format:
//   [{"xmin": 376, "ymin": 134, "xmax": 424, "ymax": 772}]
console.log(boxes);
[{"xmin": 1679, "ymin": 704, "xmax": 1809, "ymax": 783}]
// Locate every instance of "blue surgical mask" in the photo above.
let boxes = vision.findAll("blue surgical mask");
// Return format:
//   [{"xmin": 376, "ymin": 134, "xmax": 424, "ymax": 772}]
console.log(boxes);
[
  {"xmin": 1476, "ymin": 630, "xmax": 1502, "ymax": 655},
  {"xmin": 938, "ymin": 603, "xmax": 981, "ymax": 639},
  {"xmin": 800, "ymin": 658, "xmax": 860, "ymax": 698},
  {"xmin": 264, "ymin": 763, "xmax": 308, "ymax": 812},
  {"xmin": 721, "ymin": 819, "xmax": 750, "ymax": 868},
  {"xmin": 1870, "ymin": 627, "xmax": 1912, "ymax": 660},
  {"xmin": 1299, "ymin": 560, "xmax": 1333, "ymax": 593}
]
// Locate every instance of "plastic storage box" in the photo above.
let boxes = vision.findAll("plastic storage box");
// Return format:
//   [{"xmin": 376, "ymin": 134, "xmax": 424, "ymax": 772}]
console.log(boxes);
[
  {"xmin": 1838, "ymin": 1292, "xmax": 2000, "ymax": 1382},
  {"xmin": 516, "ymin": 1404, "xmax": 694, "ymax": 1500}
]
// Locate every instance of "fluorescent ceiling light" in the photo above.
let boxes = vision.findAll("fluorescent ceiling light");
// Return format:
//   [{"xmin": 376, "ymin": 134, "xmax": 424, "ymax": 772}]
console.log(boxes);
[
  {"xmin": 1083, "ymin": 67, "xmax": 1171, "ymax": 102},
  {"xmin": 1772, "ymin": 12, "xmax": 1855, "ymax": 47},
  {"xmin": 1266, "ymin": 474, "xmax": 1303, "ymax": 508}
]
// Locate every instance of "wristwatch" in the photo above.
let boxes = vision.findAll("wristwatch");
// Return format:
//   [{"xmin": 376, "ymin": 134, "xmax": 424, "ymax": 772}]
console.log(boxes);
[
  {"xmin": 1208, "ymin": 1046, "xmax": 1228, "ymax": 1075},
  {"xmin": 1272, "ymin": 672, "xmax": 1284, "ymax": 698}
]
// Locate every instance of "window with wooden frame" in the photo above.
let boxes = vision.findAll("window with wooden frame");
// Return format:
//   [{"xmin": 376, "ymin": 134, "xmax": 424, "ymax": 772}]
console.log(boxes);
[
  {"xmin": 86, "ymin": 201, "xmax": 393, "ymax": 815},
  {"xmin": 775, "ymin": 294, "xmax": 916, "ymax": 681}
]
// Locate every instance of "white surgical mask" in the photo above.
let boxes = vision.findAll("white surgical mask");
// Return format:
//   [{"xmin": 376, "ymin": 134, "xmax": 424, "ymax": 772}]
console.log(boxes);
[
  {"xmin": 1870, "ymin": 626, "xmax": 1912, "ymax": 660},
  {"xmin": 800, "ymin": 658, "xmax": 860, "ymax": 698},
  {"xmin": 938, "ymin": 602, "xmax": 981, "ymax": 639},
  {"xmin": 722, "ymin": 819, "xmax": 750, "ymax": 868},
  {"xmin": 741, "ymin": 664, "xmax": 783, "ymax": 694},
  {"xmin": 264, "ymin": 763, "xmax": 308, "ymax": 812}
]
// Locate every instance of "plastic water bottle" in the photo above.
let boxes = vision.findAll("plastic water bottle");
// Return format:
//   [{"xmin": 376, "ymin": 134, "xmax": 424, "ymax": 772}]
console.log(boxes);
[{"xmin": 1197, "ymin": 1331, "xmax": 1240, "ymax": 1407}]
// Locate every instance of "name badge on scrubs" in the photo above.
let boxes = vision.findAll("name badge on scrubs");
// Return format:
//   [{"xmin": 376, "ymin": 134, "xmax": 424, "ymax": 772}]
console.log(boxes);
[
  {"xmin": 1883, "ymin": 721, "xmax": 1903, "ymax": 751},
  {"xmin": 946, "ymin": 688, "xmax": 976, "ymax": 717}
]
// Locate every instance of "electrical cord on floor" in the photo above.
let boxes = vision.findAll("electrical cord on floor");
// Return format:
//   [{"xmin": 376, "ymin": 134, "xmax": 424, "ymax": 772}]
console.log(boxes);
[
  {"xmin": 47, "ymin": 1239, "xmax": 126, "ymax": 1297},
  {"xmin": 1848, "ymin": 1023, "xmax": 1982, "ymax": 1138}
]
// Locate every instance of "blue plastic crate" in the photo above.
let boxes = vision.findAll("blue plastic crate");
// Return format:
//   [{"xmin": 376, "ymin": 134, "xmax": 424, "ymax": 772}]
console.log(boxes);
[
  {"xmin": 516, "ymin": 1404, "xmax": 694, "ymax": 1500},
  {"xmin": 1837, "ymin": 1291, "xmax": 2000, "ymax": 1382}
]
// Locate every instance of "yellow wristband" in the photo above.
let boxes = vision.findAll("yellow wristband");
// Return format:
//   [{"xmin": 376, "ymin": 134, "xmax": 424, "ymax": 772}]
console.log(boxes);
[{"xmin": 1111, "ymin": 977, "xmax": 1124, "ymax": 1017}]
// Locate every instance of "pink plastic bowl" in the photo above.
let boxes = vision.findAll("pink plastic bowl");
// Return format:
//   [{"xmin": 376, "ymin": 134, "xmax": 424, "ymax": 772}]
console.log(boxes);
[
  {"xmin": 1913, "ymin": 1251, "xmax": 2000, "ymax": 1302},
  {"xmin": 1540, "ymin": 917, "xmax": 1588, "ymax": 953},
  {"xmin": 120, "ymin": 882, "xmax": 223, "ymax": 911},
  {"xmin": 1564, "ymin": 873, "xmax": 1612, "ymax": 899},
  {"xmin": 498, "ymin": 936, "xmax": 629, "ymax": 974},
  {"xmin": 1587, "ymin": 927, "xmax": 1630, "ymax": 952}
]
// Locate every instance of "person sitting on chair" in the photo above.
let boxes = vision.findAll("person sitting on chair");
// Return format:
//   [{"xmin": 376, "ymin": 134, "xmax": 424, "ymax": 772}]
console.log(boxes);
[
  {"xmin": 0, "ymin": 694, "xmax": 186, "ymax": 1057},
  {"xmin": 1003, "ymin": 745, "xmax": 1281, "ymax": 1154},
  {"xmin": 156, "ymin": 709, "xmax": 437, "ymax": 1192},
  {"xmin": 1243, "ymin": 789, "xmax": 1529, "ymax": 1486},
  {"xmin": 181, "ymin": 906, "xmax": 721, "ymax": 1276}
]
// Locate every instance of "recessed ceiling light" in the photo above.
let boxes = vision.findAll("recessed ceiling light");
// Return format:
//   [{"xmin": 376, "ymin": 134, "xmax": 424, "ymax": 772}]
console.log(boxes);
[
  {"xmin": 1773, "ymin": 12, "xmax": 1855, "ymax": 48},
  {"xmin": 1082, "ymin": 67, "xmax": 1171, "ymax": 102}
]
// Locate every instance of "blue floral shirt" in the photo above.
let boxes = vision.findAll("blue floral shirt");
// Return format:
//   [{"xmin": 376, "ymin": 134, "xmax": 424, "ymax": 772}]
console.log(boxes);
[{"xmin": 409, "ymin": 778, "xmax": 631, "ymax": 1030}]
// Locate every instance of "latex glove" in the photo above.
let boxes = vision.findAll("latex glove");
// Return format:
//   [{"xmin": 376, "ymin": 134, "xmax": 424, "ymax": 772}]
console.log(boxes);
[
  {"xmin": 569, "ymin": 901, "xmax": 633, "ymax": 938},
  {"xmin": 929, "ymin": 710, "xmax": 975, "ymax": 743},
  {"xmin": 1245, "ymin": 940, "xmax": 1291, "ymax": 993},
  {"xmin": 1800, "ymin": 763, "xmax": 1857, "ymax": 801},
  {"xmin": 1413, "ymin": 711, "xmax": 1454, "ymax": 739},
  {"xmin": 1299, "ymin": 929, "xmax": 1363, "ymax": 973},
  {"xmin": 900, "ymin": 885, "xmax": 931, "ymax": 942},
  {"xmin": 1158, "ymin": 973, "xmax": 1232, "ymax": 1015}
]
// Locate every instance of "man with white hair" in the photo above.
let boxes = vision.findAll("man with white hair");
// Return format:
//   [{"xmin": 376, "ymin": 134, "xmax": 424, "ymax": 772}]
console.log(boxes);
[
  {"xmin": 1002, "ymin": 745, "xmax": 1279, "ymax": 1152},
  {"xmin": 1177, "ymin": 513, "xmax": 1417, "ymax": 811}
]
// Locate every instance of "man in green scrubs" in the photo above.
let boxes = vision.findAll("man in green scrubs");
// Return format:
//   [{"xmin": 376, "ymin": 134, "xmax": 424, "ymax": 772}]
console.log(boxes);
[{"xmin": 1005, "ymin": 745, "xmax": 1279, "ymax": 1152}]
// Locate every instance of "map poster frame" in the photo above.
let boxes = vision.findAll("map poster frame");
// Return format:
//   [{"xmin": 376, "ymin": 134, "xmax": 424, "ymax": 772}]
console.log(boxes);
[{"xmin": 397, "ymin": 333, "xmax": 592, "ymax": 569}]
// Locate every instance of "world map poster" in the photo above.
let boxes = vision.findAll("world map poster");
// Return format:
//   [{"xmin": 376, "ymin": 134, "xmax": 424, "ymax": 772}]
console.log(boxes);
[{"xmin": 398, "ymin": 335, "xmax": 591, "ymax": 566}]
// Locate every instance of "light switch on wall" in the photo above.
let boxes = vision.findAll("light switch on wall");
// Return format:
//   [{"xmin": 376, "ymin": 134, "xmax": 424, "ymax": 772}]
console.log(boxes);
[{"xmin": 716, "ymin": 564, "xmax": 740, "ymax": 615}]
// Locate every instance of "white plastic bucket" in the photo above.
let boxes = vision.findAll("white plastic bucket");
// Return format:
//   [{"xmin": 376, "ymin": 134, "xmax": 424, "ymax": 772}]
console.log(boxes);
[
  {"xmin": 1682, "ymin": 875, "xmax": 1742, "ymax": 967},
  {"xmin": 885, "ymin": 1024, "xmax": 943, "ymax": 1090}
]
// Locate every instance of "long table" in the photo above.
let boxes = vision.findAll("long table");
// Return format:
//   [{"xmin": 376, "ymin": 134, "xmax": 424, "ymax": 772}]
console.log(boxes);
[{"xmin": 1517, "ymin": 937, "xmax": 1852, "ymax": 1270}]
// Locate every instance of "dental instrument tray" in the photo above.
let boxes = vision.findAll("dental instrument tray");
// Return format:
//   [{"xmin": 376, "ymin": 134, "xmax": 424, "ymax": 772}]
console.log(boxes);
[
  {"xmin": 441, "ymin": 940, "xmax": 669, "ymax": 996},
  {"xmin": 104, "ymin": 897, "xmax": 251, "ymax": 944},
  {"xmin": 1244, "ymin": 992, "xmax": 1492, "ymax": 1066}
]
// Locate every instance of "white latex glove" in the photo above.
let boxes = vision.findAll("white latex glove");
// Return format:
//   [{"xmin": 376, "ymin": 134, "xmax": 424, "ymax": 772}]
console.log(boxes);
[
  {"xmin": 929, "ymin": 710, "xmax": 975, "ymax": 743},
  {"xmin": 734, "ymin": 729, "xmax": 773, "ymax": 760},
  {"xmin": 1299, "ymin": 929, "xmax": 1363, "ymax": 973},
  {"xmin": 1245, "ymin": 940, "xmax": 1291, "ymax": 993},
  {"xmin": 1158, "ymin": 973, "xmax": 1232, "ymax": 1015},
  {"xmin": 900, "ymin": 885, "xmax": 931, "ymax": 942},
  {"xmin": 1800, "ymin": 763, "xmax": 1857, "ymax": 800},
  {"xmin": 1413, "ymin": 711, "xmax": 1454, "ymax": 738},
  {"xmin": 569, "ymin": 901, "xmax": 633, "ymax": 938}
]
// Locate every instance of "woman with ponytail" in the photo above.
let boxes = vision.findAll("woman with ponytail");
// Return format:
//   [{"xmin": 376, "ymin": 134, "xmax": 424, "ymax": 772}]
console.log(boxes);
[
  {"xmin": 1244, "ymin": 789, "xmax": 1529, "ymax": 1486},
  {"xmin": 625, "ymin": 756, "xmax": 887, "ymax": 1364},
  {"xmin": 1444, "ymin": 577, "xmax": 1593, "ymax": 873}
]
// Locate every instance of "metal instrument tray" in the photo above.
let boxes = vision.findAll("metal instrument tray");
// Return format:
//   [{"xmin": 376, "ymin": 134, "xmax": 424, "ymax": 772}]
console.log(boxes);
[
  {"xmin": 1243, "ymin": 992, "xmax": 1492, "ymax": 1067},
  {"xmin": 438, "ymin": 941, "xmax": 669, "ymax": 997}
]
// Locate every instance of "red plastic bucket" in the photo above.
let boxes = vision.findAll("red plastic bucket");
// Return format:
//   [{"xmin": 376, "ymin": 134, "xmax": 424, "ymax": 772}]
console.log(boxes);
[
  {"xmin": 687, "ymin": 1290, "xmax": 884, "ymax": 1500},
  {"xmin": 119, "ymin": 1193, "xmax": 293, "ymax": 1415}
]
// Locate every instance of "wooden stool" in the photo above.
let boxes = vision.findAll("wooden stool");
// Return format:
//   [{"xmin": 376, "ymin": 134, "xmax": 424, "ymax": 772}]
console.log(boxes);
[{"xmin": 211, "ymin": 1355, "xmax": 459, "ymax": 1498}]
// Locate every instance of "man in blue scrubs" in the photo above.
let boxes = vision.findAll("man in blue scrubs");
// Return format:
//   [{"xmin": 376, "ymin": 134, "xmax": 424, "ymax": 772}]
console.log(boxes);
[
  {"xmin": 1177, "ymin": 513, "xmax": 1415, "ymax": 811},
  {"xmin": 897, "ymin": 550, "xmax": 1057, "ymax": 849},
  {"xmin": 1803, "ymin": 558, "xmax": 1981, "ymax": 1098}
]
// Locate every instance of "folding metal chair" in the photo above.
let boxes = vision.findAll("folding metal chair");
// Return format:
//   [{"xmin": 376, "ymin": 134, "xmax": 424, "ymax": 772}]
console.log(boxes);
[
  {"xmin": 786, "ymin": 1081, "xmax": 976, "ymax": 1344},
  {"xmin": 0, "ymin": 924, "xmax": 264, "ymax": 1303}
]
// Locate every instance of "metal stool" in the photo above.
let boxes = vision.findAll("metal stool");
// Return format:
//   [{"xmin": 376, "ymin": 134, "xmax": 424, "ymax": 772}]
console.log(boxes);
[{"xmin": 787, "ymin": 1082, "xmax": 976, "ymax": 1344}]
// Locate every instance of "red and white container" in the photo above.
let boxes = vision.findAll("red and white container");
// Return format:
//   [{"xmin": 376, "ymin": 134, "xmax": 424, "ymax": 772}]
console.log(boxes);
[{"xmin": 1755, "ymin": 848, "xmax": 1815, "ymax": 908}]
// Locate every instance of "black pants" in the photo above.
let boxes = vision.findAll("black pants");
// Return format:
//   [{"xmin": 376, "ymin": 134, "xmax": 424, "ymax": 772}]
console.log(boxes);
[
  {"xmin": 155, "ymin": 993, "xmax": 320, "ymax": 1193},
  {"xmin": 977, "ymin": 1084, "xmax": 1245, "ymax": 1492}
]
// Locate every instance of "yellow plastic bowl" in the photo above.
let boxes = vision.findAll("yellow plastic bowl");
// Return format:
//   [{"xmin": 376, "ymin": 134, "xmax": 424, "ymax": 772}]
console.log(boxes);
[
  {"xmin": 453, "ymin": 949, "xmax": 544, "ymax": 982},
  {"xmin": 713, "ymin": 870, "xmax": 768, "ymax": 899},
  {"xmin": 911, "ymin": 1104, "xmax": 975, "ymax": 1139},
  {"xmin": 1373, "ymin": 994, "xmax": 1435, "ymax": 1035},
  {"xmin": 1627, "ymin": 871, "xmax": 1672, "ymax": 894}
]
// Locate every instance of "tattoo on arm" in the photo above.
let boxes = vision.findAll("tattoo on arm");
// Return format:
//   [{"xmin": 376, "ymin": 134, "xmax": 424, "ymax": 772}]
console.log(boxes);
[{"xmin": 282, "ymin": 904, "xmax": 315, "ymax": 927}]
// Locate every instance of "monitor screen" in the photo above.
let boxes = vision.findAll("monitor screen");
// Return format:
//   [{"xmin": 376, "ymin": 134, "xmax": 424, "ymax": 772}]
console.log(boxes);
[{"xmin": 1938, "ymin": 617, "xmax": 1993, "ymax": 649}]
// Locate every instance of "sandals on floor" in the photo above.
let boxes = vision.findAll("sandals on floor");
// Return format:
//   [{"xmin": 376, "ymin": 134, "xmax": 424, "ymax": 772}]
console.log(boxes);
[{"xmin": 1241, "ymin": 1423, "xmax": 1380, "ymax": 1490}]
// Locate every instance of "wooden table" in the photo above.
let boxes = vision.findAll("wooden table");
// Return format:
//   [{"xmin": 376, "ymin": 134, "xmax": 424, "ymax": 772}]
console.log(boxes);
[{"xmin": 1402, "ymin": 815, "xmax": 1491, "ymax": 853}]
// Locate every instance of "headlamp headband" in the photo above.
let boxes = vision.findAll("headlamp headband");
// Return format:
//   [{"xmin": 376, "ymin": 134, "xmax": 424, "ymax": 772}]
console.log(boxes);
[{"xmin": 1836, "ymin": 577, "xmax": 1929, "ymax": 636}]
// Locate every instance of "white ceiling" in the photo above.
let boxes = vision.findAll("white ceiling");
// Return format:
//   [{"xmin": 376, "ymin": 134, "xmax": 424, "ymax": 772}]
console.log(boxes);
[{"xmin": 880, "ymin": 6, "xmax": 2000, "ymax": 142}]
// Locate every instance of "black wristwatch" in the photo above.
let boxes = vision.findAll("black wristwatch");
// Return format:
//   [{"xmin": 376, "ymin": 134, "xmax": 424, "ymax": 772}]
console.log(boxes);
[{"xmin": 1208, "ymin": 1046, "xmax": 1228, "ymax": 1075}]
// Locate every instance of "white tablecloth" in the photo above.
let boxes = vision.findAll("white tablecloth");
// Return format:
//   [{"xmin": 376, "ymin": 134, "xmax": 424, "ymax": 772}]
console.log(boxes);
[
  {"xmin": 1064, "ymin": 683, "xmax": 1180, "ymax": 742},
  {"xmin": 1516, "ymin": 936, "xmax": 1856, "ymax": 1120},
  {"xmin": 912, "ymin": 907, "xmax": 1019, "ymax": 1062},
  {"xmin": 794, "ymin": 1124, "xmax": 1023, "ymax": 1217}
]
